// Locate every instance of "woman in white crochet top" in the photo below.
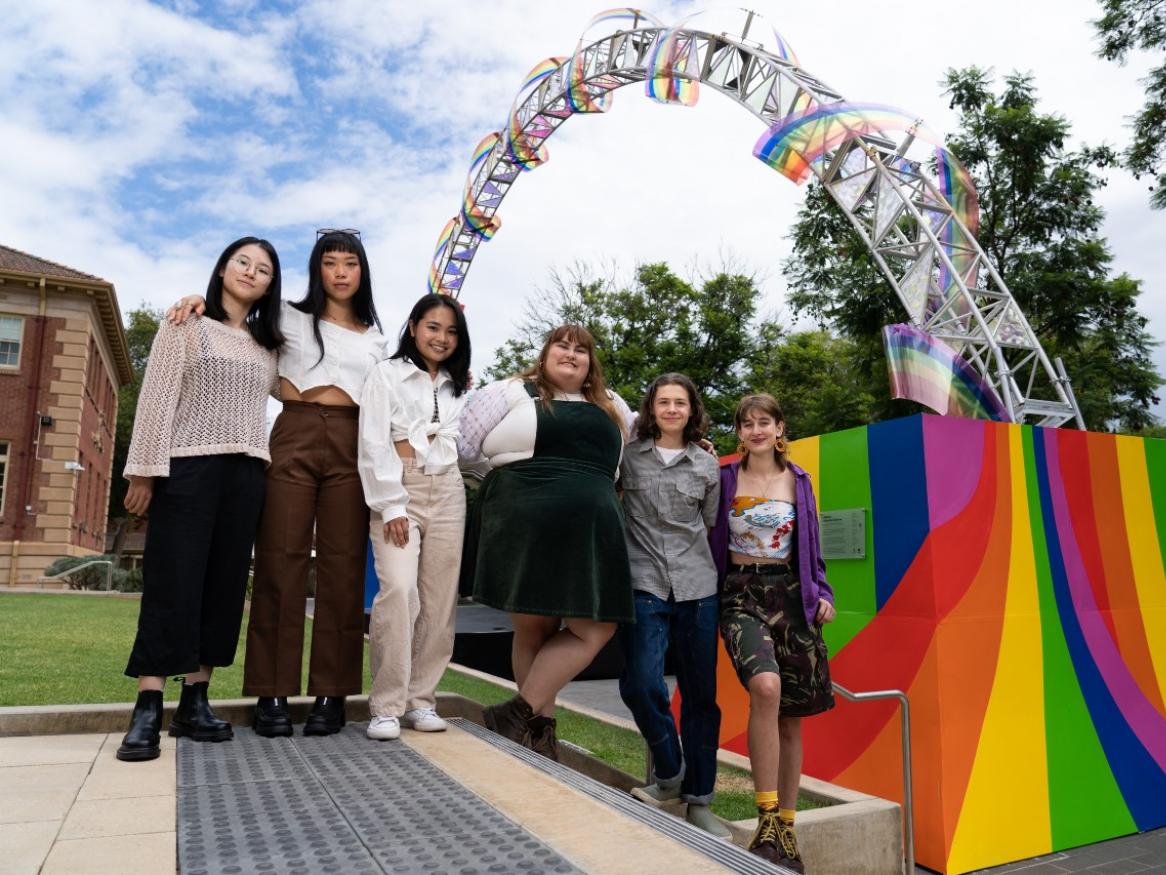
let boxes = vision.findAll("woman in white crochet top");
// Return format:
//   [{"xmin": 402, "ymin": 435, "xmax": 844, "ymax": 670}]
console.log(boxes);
[
  {"xmin": 171, "ymin": 230, "xmax": 387, "ymax": 738},
  {"xmin": 117, "ymin": 237, "xmax": 283, "ymax": 763}
]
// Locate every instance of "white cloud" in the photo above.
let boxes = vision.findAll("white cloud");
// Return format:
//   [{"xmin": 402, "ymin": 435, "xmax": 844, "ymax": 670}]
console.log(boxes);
[{"xmin": 0, "ymin": 0, "xmax": 1163, "ymax": 419}]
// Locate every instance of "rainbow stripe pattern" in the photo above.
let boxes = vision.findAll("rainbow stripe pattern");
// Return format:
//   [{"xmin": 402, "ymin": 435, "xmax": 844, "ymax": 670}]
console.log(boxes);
[
  {"xmin": 426, "ymin": 217, "xmax": 458, "ymax": 294},
  {"xmin": 568, "ymin": 8, "xmax": 659, "ymax": 113},
  {"xmin": 935, "ymin": 147, "xmax": 981, "ymax": 294},
  {"xmin": 883, "ymin": 324, "xmax": 1010, "ymax": 421},
  {"xmin": 710, "ymin": 416, "xmax": 1166, "ymax": 873},
  {"xmin": 644, "ymin": 25, "xmax": 700, "ymax": 106}
]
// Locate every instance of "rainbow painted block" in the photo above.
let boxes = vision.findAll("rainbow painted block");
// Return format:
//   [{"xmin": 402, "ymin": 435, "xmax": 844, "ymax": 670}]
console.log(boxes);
[{"xmin": 712, "ymin": 414, "xmax": 1166, "ymax": 874}]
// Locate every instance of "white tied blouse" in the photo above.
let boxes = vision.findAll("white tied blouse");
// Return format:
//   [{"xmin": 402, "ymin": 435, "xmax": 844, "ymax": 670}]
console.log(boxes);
[
  {"xmin": 278, "ymin": 300, "xmax": 387, "ymax": 403},
  {"xmin": 458, "ymin": 378, "xmax": 635, "ymax": 471},
  {"xmin": 358, "ymin": 357, "xmax": 467, "ymax": 524}
]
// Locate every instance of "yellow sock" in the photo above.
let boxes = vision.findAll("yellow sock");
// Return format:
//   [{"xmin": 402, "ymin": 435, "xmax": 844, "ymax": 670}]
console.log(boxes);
[
  {"xmin": 755, "ymin": 791, "xmax": 779, "ymax": 812},
  {"xmin": 778, "ymin": 807, "xmax": 796, "ymax": 824}
]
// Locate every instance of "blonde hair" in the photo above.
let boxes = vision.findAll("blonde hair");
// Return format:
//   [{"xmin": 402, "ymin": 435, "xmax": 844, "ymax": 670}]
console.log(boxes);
[
  {"xmin": 734, "ymin": 393, "xmax": 788, "ymax": 470},
  {"xmin": 520, "ymin": 324, "xmax": 625, "ymax": 434}
]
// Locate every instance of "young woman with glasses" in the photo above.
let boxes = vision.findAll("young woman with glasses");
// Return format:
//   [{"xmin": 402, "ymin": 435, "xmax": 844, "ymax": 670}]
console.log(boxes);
[
  {"xmin": 169, "ymin": 229, "xmax": 386, "ymax": 737},
  {"xmin": 118, "ymin": 237, "xmax": 283, "ymax": 761}
]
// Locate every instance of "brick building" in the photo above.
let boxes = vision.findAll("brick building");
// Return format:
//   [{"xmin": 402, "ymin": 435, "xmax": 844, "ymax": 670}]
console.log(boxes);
[{"xmin": 0, "ymin": 245, "xmax": 132, "ymax": 585}]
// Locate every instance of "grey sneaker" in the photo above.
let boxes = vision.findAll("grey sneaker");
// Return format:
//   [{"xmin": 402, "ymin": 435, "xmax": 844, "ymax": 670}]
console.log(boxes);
[
  {"xmin": 685, "ymin": 804, "xmax": 732, "ymax": 839},
  {"xmin": 630, "ymin": 782, "xmax": 681, "ymax": 804}
]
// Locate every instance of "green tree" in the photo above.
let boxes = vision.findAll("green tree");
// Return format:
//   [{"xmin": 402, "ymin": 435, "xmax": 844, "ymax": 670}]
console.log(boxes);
[
  {"xmin": 1095, "ymin": 0, "xmax": 1166, "ymax": 208},
  {"xmin": 748, "ymin": 326, "xmax": 878, "ymax": 438},
  {"xmin": 107, "ymin": 305, "xmax": 161, "ymax": 556},
  {"xmin": 783, "ymin": 68, "xmax": 1162, "ymax": 432},
  {"xmin": 485, "ymin": 263, "xmax": 874, "ymax": 448}
]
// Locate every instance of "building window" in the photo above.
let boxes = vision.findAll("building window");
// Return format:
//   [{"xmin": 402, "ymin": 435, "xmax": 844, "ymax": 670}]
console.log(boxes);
[
  {"xmin": 0, "ymin": 440, "xmax": 8, "ymax": 515},
  {"xmin": 0, "ymin": 316, "xmax": 22, "ymax": 367}
]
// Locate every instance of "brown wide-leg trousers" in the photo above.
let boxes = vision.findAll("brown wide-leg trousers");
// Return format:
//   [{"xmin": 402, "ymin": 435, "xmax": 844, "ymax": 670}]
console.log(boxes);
[{"xmin": 243, "ymin": 401, "xmax": 369, "ymax": 697}]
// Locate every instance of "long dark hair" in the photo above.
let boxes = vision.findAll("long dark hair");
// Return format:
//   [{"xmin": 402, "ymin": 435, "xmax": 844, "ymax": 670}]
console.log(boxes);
[
  {"xmin": 635, "ymin": 372, "xmax": 708, "ymax": 444},
  {"xmin": 204, "ymin": 237, "xmax": 284, "ymax": 350},
  {"xmin": 392, "ymin": 293, "xmax": 472, "ymax": 396},
  {"xmin": 292, "ymin": 230, "xmax": 381, "ymax": 364}
]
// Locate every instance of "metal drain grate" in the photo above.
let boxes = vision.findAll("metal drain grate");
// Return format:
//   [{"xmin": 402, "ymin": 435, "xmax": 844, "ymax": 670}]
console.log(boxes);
[{"xmin": 176, "ymin": 725, "xmax": 583, "ymax": 875}]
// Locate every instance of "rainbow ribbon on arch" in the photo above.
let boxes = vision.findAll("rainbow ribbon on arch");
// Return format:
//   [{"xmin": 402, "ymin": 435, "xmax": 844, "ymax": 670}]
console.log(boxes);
[
  {"xmin": 754, "ymin": 100, "xmax": 981, "ymax": 299},
  {"xmin": 568, "ymin": 7, "xmax": 661, "ymax": 112},
  {"xmin": 883, "ymin": 323, "xmax": 1010, "ymax": 421}
]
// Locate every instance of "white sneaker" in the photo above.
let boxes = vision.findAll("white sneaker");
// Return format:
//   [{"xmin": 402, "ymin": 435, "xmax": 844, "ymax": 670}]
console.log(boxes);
[
  {"xmin": 401, "ymin": 708, "xmax": 447, "ymax": 732},
  {"xmin": 366, "ymin": 716, "xmax": 400, "ymax": 740}
]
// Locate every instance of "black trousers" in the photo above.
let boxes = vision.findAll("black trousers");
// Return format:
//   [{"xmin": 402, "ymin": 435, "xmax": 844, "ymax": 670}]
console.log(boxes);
[{"xmin": 125, "ymin": 454, "xmax": 266, "ymax": 678}]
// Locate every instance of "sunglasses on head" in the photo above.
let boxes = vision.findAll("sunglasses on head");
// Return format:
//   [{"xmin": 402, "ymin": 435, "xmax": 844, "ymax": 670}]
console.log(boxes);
[{"xmin": 316, "ymin": 228, "xmax": 361, "ymax": 240}]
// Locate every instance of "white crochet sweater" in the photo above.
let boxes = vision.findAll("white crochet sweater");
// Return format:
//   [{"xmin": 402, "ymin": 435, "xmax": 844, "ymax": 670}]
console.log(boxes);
[{"xmin": 124, "ymin": 318, "xmax": 278, "ymax": 478}]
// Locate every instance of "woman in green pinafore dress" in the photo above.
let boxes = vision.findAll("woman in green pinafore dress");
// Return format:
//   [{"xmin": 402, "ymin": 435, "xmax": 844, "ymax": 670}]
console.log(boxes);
[{"xmin": 458, "ymin": 325, "xmax": 634, "ymax": 759}]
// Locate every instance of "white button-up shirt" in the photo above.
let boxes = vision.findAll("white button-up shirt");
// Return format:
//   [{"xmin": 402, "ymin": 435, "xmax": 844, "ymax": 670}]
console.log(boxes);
[{"xmin": 358, "ymin": 356, "xmax": 467, "ymax": 524}]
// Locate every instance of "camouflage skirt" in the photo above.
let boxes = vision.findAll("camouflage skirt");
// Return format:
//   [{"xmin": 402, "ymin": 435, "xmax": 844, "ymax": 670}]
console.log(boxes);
[{"xmin": 719, "ymin": 568, "xmax": 835, "ymax": 717}]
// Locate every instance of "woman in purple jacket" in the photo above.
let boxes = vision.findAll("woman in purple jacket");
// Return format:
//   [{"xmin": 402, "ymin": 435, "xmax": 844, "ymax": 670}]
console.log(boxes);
[{"xmin": 708, "ymin": 394, "xmax": 836, "ymax": 873}]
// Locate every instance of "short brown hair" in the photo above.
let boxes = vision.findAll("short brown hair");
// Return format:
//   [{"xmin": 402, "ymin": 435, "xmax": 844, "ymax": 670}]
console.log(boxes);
[
  {"xmin": 734, "ymin": 393, "xmax": 788, "ymax": 470},
  {"xmin": 636, "ymin": 373, "xmax": 708, "ymax": 444}
]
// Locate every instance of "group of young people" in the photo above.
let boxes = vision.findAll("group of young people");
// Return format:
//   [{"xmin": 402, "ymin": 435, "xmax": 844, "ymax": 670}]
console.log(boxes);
[{"xmin": 115, "ymin": 232, "xmax": 836, "ymax": 872}]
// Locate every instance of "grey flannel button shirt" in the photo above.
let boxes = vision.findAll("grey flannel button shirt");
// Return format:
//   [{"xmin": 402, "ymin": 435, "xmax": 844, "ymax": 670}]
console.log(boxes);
[{"xmin": 619, "ymin": 437, "xmax": 721, "ymax": 602}]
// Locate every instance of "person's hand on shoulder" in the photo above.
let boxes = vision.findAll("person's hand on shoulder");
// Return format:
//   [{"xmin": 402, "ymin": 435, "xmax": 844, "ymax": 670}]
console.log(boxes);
[{"xmin": 166, "ymin": 296, "xmax": 206, "ymax": 324}]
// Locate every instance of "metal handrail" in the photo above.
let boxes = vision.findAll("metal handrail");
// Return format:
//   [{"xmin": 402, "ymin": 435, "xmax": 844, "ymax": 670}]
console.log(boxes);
[
  {"xmin": 38, "ymin": 559, "xmax": 113, "ymax": 591},
  {"xmin": 642, "ymin": 683, "xmax": 914, "ymax": 874},
  {"xmin": 831, "ymin": 683, "xmax": 914, "ymax": 875}
]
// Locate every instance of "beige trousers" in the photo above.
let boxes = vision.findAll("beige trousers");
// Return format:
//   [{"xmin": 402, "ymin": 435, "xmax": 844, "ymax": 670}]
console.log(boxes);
[{"xmin": 368, "ymin": 461, "xmax": 465, "ymax": 717}]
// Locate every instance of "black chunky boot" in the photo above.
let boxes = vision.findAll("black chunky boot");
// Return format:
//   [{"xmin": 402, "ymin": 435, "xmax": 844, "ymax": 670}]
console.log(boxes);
[
  {"xmin": 253, "ymin": 697, "xmax": 293, "ymax": 738},
  {"xmin": 168, "ymin": 681, "xmax": 233, "ymax": 742},
  {"xmin": 303, "ymin": 696, "xmax": 345, "ymax": 736},
  {"xmin": 116, "ymin": 689, "xmax": 163, "ymax": 762}
]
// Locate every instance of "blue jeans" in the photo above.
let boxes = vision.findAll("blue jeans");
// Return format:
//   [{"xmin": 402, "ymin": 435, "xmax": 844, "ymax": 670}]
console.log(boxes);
[{"xmin": 619, "ymin": 590, "xmax": 721, "ymax": 803}]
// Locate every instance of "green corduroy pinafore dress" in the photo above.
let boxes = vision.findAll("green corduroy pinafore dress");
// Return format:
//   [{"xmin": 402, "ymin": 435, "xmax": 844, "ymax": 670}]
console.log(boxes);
[{"xmin": 467, "ymin": 382, "xmax": 633, "ymax": 623}]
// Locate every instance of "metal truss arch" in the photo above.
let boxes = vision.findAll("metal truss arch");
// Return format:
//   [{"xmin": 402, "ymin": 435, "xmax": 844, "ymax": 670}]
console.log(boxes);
[{"xmin": 434, "ymin": 12, "xmax": 1082, "ymax": 427}]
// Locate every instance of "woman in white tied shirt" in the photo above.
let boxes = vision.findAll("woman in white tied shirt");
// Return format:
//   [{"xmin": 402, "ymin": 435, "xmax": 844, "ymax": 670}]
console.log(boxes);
[
  {"xmin": 171, "ymin": 229, "xmax": 387, "ymax": 737},
  {"xmin": 358, "ymin": 293, "xmax": 472, "ymax": 741}
]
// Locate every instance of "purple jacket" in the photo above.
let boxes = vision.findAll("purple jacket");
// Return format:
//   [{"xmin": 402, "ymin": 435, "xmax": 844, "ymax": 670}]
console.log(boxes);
[{"xmin": 708, "ymin": 459, "xmax": 834, "ymax": 627}]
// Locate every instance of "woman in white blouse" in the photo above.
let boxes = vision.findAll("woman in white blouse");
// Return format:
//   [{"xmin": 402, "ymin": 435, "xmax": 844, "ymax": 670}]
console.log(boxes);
[
  {"xmin": 357, "ymin": 293, "xmax": 472, "ymax": 741},
  {"xmin": 459, "ymin": 325, "xmax": 634, "ymax": 759},
  {"xmin": 118, "ymin": 237, "xmax": 282, "ymax": 762},
  {"xmin": 172, "ymin": 229, "xmax": 387, "ymax": 737}
]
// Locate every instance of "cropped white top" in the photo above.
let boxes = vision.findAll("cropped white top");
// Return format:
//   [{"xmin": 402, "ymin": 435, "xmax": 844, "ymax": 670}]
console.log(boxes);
[
  {"xmin": 277, "ymin": 300, "xmax": 387, "ymax": 403},
  {"xmin": 458, "ymin": 378, "xmax": 634, "ymax": 470},
  {"xmin": 125, "ymin": 318, "xmax": 278, "ymax": 478},
  {"xmin": 358, "ymin": 357, "xmax": 467, "ymax": 524}
]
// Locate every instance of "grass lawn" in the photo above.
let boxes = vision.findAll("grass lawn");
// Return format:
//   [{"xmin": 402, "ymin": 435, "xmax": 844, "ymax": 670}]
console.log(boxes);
[{"xmin": 1, "ymin": 593, "xmax": 825, "ymax": 819}]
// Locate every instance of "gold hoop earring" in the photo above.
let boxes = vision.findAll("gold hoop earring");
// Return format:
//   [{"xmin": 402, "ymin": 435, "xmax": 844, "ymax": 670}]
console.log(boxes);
[
  {"xmin": 774, "ymin": 436, "xmax": 788, "ymax": 454},
  {"xmin": 736, "ymin": 440, "xmax": 747, "ymax": 455}
]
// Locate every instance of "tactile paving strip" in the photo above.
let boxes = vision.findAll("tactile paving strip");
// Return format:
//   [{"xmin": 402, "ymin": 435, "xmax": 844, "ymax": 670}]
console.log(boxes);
[
  {"xmin": 177, "ymin": 725, "xmax": 583, "ymax": 875},
  {"xmin": 448, "ymin": 718, "xmax": 795, "ymax": 875}
]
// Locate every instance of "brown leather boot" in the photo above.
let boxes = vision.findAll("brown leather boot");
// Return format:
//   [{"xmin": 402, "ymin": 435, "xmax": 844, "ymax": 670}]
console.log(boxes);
[
  {"xmin": 527, "ymin": 715, "xmax": 559, "ymax": 761},
  {"xmin": 482, "ymin": 695, "xmax": 533, "ymax": 745}
]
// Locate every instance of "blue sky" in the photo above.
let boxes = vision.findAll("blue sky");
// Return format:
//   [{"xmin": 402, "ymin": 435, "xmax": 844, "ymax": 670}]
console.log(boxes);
[{"xmin": 2, "ymin": 0, "xmax": 1163, "ymax": 420}]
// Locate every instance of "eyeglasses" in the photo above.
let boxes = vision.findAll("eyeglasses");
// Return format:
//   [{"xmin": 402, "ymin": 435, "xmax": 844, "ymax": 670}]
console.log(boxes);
[
  {"xmin": 316, "ymin": 228, "xmax": 362, "ymax": 240},
  {"xmin": 227, "ymin": 255, "xmax": 274, "ymax": 280}
]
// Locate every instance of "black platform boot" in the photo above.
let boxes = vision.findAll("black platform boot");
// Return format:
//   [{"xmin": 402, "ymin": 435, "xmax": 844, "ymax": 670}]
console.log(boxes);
[
  {"xmin": 116, "ymin": 689, "xmax": 163, "ymax": 762},
  {"xmin": 168, "ymin": 681, "xmax": 233, "ymax": 742},
  {"xmin": 253, "ymin": 697, "xmax": 293, "ymax": 738},
  {"xmin": 303, "ymin": 696, "xmax": 346, "ymax": 736}
]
